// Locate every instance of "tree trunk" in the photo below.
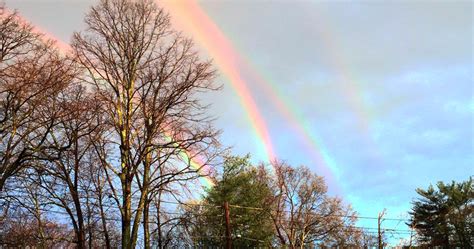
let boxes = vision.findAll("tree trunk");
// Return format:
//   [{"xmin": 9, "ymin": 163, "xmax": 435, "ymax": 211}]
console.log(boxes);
[
  {"xmin": 156, "ymin": 190, "xmax": 163, "ymax": 249},
  {"xmin": 71, "ymin": 188, "xmax": 86, "ymax": 249},
  {"xmin": 98, "ymin": 192, "xmax": 112, "ymax": 249},
  {"xmin": 224, "ymin": 201, "xmax": 232, "ymax": 249},
  {"xmin": 131, "ymin": 150, "xmax": 151, "ymax": 249},
  {"xmin": 143, "ymin": 199, "xmax": 151, "ymax": 249},
  {"xmin": 0, "ymin": 177, "xmax": 5, "ymax": 193},
  {"xmin": 122, "ymin": 175, "xmax": 132, "ymax": 249}
]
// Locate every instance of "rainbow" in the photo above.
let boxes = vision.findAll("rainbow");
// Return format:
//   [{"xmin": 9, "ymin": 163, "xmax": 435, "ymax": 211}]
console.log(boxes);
[
  {"xmin": 239, "ymin": 7, "xmax": 384, "ymax": 179},
  {"xmin": 9, "ymin": 10, "xmax": 215, "ymax": 188},
  {"xmin": 162, "ymin": 132, "xmax": 216, "ymax": 188},
  {"xmin": 160, "ymin": 0, "xmax": 343, "ymax": 189},
  {"xmin": 160, "ymin": 1, "xmax": 276, "ymax": 163},
  {"xmin": 2, "ymin": 9, "xmax": 72, "ymax": 54},
  {"xmin": 177, "ymin": 150, "xmax": 215, "ymax": 188},
  {"xmin": 306, "ymin": 10, "xmax": 382, "ymax": 162},
  {"xmin": 242, "ymin": 60, "xmax": 341, "ymax": 180}
]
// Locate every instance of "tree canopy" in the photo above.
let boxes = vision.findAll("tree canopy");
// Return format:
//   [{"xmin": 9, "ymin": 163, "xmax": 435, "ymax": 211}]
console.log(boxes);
[
  {"xmin": 182, "ymin": 157, "xmax": 365, "ymax": 248},
  {"xmin": 408, "ymin": 177, "xmax": 473, "ymax": 248},
  {"xmin": 184, "ymin": 156, "xmax": 274, "ymax": 248}
]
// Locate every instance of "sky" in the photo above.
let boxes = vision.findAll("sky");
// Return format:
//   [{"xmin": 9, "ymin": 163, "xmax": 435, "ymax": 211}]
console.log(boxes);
[{"xmin": 4, "ymin": 0, "xmax": 473, "ymax": 244}]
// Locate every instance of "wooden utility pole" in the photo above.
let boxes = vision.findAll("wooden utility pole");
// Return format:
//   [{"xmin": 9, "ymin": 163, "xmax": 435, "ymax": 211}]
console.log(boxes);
[
  {"xmin": 224, "ymin": 201, "xmax": 232, "ymax": 249},
  {"xmin": 378, "ymin": 209, "xmax": 386, "ymax": 249},
  {"xmin": 409, "ymin": 224, "xmax": 414, "ymax": 249}
]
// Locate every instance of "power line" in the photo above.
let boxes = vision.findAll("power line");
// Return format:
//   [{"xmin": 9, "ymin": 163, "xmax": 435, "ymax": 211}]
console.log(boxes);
[
  {"xmin": 1, "ymin": 209, "xmax": 413, "ymax": 235},
  {"xmin": 2, "ymin": 187, "xmax": 410, "ymax": 222},
  {"xmin": 227, "ymin": 204, "xmax": 409, "ymax": 221},
  {"xmin": 1, "ymin": 192, "xmax": 413, "ymax": 235}
]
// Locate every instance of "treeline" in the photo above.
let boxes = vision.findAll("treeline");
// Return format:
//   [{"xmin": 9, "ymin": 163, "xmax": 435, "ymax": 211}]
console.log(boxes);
[{"xmin": 182, "ymin": 156, "xmax": 368, "ymax": 248}]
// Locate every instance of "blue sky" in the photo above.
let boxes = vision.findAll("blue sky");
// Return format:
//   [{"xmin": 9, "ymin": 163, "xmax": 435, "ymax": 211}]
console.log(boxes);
[
  {"xmin": 5, "ymin": 0, "xmax": 472, "ymax": 244},
  {"xmin": 199, "ymin": 1, "xmax": 472, "ymax": 240}
]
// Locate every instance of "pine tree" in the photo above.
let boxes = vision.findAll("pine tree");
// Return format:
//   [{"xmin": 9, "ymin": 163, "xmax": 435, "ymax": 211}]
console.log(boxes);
[
  {"xmin": 408, "ymin": 177, "xmax": 473, "ymax": 248},
  {"xmin": 186, "ymin": 156, "xmax": 274, "ymax": 248}
]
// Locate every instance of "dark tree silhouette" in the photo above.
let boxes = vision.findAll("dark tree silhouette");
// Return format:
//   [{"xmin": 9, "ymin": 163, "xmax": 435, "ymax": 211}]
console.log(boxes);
[{"xmin": 408, "ymin": 177, "xmax": 473, "ymax": 248}]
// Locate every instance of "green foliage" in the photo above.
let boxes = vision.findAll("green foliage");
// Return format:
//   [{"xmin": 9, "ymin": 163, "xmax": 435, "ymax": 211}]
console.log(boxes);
[
  {"xmin": 188, "ymin": 155, "xmax": 274, "ymax": 248},
  {"xmin": 408, "ymin": 177, "xmax": 473, "ymax": 248}
]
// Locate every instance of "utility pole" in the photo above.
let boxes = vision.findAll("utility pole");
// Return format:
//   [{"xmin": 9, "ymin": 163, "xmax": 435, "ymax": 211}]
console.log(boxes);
[
  {"xmin": 409, "ymin": 224, "xmax": 414, "ymax": 249},
  {"xmin": 224, "ymin": 201, "xmax": 232, "ymax": 249},
  {"xmin": 378, "ymin": 209, "xmax": 386, "ymax": 249}
]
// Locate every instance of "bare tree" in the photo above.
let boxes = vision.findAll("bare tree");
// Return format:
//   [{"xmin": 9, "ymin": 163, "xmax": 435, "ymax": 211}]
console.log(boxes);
[
  {"xmin": 139, "ymin": 133, "xmax": 220, "ymax": 248},
  {"xmin": 0, "ymin": 6, "xmax": 75, "ymax": 192},
  {"xmin": 0, "ymin": 170, "xmax": 75, "ymax": 248},
  {"xmin": 147, "ymin": 179, "xmax": 213, "ymax": 249},
  {"xmin": 71, "ymin": 0, "xmax": 220, "ymax": 247},
  {"xmin": 87, "ymin": 148, "xmax": 119, "ymax": 249},
  {"xmin": 34, "ymin": 85, "xmax": 101, "ymax": 249},
  {"xmin": 0, "ymin": 210, "xmax": 73, "ymax": 248},
  {"xmin": 269, "ymin": 162, "xmax": 358, "ymax": 248}
]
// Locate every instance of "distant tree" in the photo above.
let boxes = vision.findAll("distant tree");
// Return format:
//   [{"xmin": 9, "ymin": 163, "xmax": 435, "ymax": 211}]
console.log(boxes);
[
  {"xmin": 184, "ymin": 158, "xmax": 361, "ymax": 248},
  {"xmin": 184, "ymin": 156, "xmax": 274, "ymax": 248},
  {"xmin": 268, "ymin": 161, "xmax": 359, "ymax": 248},
  {"xmin": 0, "ymin": 213, "xmax": 73, "ymax": 248},
  {"xmin": 0, "ymin": 176, "xmax": 75, "ymax": 248},
  {"xmin": 408, "ymin": 177, "xmax": 473, "ymax": 248}
]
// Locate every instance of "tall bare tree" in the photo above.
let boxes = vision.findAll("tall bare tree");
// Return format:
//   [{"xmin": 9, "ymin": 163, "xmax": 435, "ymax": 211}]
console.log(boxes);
[
  {"xmin": 72, "ymin": 0, "xmax": 220, "ymax": 247},
  {"xmin": 0, "ymin": 6, "xmax": 75, "ymax": 192}
]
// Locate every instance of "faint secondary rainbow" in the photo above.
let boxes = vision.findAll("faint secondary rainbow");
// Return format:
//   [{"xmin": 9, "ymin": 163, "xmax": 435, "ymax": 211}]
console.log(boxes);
[
  {"xmin": 177, "ymin": 150, "xmax": 215, "ymax": 188},
  {"xmin": 308, "ymin": 9, "xmax": 382, "ymax": 162},
  {"xmin": 160, "ymin": 0, "xmax": 276, "ymax": 164},
  {"xmin": 3, "ymin": 10, "xmax": 72, "ymax": 54},
  {"xmin": 162, "ymin": 131, "xmax": 216, "ymax": 188},
  {"xmin": 245, "ymin": 66, "xmax": 341, "ymax": 180},
  {"xmin": 240, "ymin": 7, "xmax": 383, "ymax": 167},
  {"xmin": 9, "ymin": 10, "xmax": 215, "ymax": 188},
  {"xmin": 161, "ymin": 0, "xmax": 342, "ymax": 189}
]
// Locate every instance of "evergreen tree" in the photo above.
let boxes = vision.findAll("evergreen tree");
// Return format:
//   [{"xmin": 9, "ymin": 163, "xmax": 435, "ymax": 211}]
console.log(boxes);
[
  {"xmin": 408, "ymin": 177, "xmax": 473, "ymax": 248},
  {"xmin": 185, "ymin": 156, "xmax": 274, "ymax": 248}
]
